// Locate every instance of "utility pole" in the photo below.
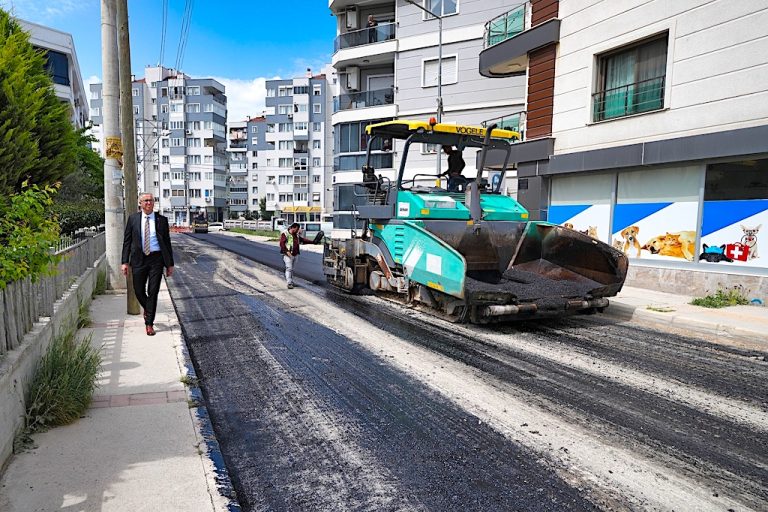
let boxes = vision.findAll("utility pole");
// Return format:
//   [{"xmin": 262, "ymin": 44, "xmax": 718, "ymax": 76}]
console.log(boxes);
[
  {"xmin": 101, "ymin": 0, "xmax": 125, "ymax": 290},
  {"xmin": 117, "ymin": 0, "xmax": 140, "ymax": 314}
]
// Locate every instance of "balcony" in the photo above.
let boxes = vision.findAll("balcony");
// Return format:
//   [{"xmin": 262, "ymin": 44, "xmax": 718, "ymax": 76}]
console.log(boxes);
[
  {"xmin": 484, "ymin": 4, "xmax": 526, "ymax": 48},
  {"xmin": 479, "ymin": 3, "xmax": 560, "ymax": 78},
  {"xmin": 592, "ymin": 76, "xmax": 665, "ymax": 122},
  {"xmin": 481, "ymin": 111, "xmax": 526, "ymax": 141},
  {"xmin": 334, "ymin": 87, "xmax": 394, "ymax": 113},
  {"xmin": 229, "ymin": 141, "xmax": 247, "ymax": 149},
  {"xmin": 334, "ymin": 22, "xmax": 396, "ymax": 53}
]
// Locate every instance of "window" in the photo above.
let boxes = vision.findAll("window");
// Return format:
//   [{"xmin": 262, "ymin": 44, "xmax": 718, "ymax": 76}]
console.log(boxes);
[
  {"xmin": 161, "ymin": 87, "xmax": 168, "ymax": 97},
  {"xmin": 171, "ymin": 138, "xmax": 182, "ymax": 147},
  {"xmin": 251, "ymin": 138, "xmax": 258, "ymax": 145},
  {"xmin": 161, "ymin": 156, "xmax": 170, "ymax": 164},
  {"xmin": 313, "ymin": 85, "xmax": 322, "ymax": 96},
  {"xmin": 266, "ymin": 88, "xmax": 276, "ymax": 97},
  {"xmin": 313, "ymin": 103, "xmax": 321, "ymax": 114},
  {"xmin": 266, "ymin": 193, "xmax": 275, "ymax": 201},
  {"xmin": 278, "ymin": 158, "xmax": 293, "ymax": 168},
  {"xmin": 170, "ymin": 121, "xmax": 184, "ymax": 130},
  {"xmin": 294, "ymin": 122, "xmax": 308, "ymax": 131},
  {"xmin": 424, "ymin": 0, "xmax": 458, "ymax": 18},
  {"xmin": 313, "ymin": 122, "xmax": 321, "ymax": 132},
  {"xmin": 161, "ymin": 139, "xmax": 170, "ymax": 148},
  {"xmin": 313, "ymin": 140, "xmax": 321, "ymax": 149},
  {"xmin": 278, "ymin": 86, "xmax": 291, "ymax": 97},
  {"xmin": 162, "ymin": 172, "xmax": 170, "ymax": 181},
  {"xmin": 170, "ymin": 103, "xmax": 183, "ymax": 113},
  {"xmin": 186, "ymin": 155, "xmax": 201, "ymax": 165},
  {"xmin": 161, "ymin": 105, "xmax": 169, "ymax": 113},
  {"xmin": 293, "ymin": 86, "xmax": 308, "ymax": 95},
  {"xmin": 43, "ymin": 49, "xmax": 70, "ymax": 85},
  {"xmin": 312, "ymin": 192, "xmax": 321, "ymax": 202},
  {"xmin": 132, "ymin": 88, "xmax": 139, "ymax": 96},
  {"xmin": 294, "ymin": 175, "xmax": 308, "ymax": 186},
  {"xmin": 278, "ymin": 105, "xmax": 292, "ymax": 115},
  {"xmin": 278, "ymin": 141, "xmax": 294, "ymax": 150},
  {"xmin": 186, "ymin": 86, "xmax": 200, "ymax": 95},
  {"xmin": 251, "ymin": 125, "xmax": 258, "ymax": 133},
  {"xmin": 278, "ymin": 123, "xmax": 293, "ymax": 132},
  {"xmin": 189, "ymin": 189, "xmax": 201, "ymax": 198},
  {"xmin": 186, "ymin": 103, "xmax": 201, "ymax": 113},
  {"xmin": 278, "ymin": 175, "xmax": 293, "ymax": 185},
  {"xmin": 334, "ymin": 119, "xmax": 392, "ymax": 154},
  {"xmin": 186, "ymin": 138, "xmax": 201, "ymax": 148},
  {"xmin": 422, "ymin": 55, "xmax": 458, "ymax": 87},
  {"xmin": 266, "ymin": 124, "xmax": 275, "ymax": 133},
  {"xmin": 593, "ymin": 34, "xmax": 667, "ymax": 122},
  {"xmin": 172, "ymin": 189, "xmax": 186, "ymax": 197},
  {"xmin": 252, "ymin": 187, "xmax": 259, "ymax": 193},
  {"xmin": 312, "ymin": 157, "xmax": 321, "ymax": 167},
  {"xmin": 313, "ymin": 175, "xmax": 321, "ymax": 183},
  {"xmin": 295, "ymin": 193, "xmax": 308, "ymax": 202}
]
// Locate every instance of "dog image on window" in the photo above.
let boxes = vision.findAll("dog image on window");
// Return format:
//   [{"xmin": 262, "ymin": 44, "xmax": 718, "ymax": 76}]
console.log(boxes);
[
  {"xmin": 620, "ymin": 225, "xmax": 641, "ymax": 257},
  {"xmin": 563, "ymin": 222, "xmax": 574, "ymax": 230},
  {"xmin": 642, "ymin": 231, "xmax": 696, "ymax": 261},
  {"xmin": 741, "ymin": 224, "xmax": 761, "ymax": 260}
]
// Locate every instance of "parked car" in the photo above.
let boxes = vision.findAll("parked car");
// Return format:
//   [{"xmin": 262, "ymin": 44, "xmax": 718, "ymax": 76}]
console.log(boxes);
[{"xmin": 208, "ymin": 222, "xmax": 225, "ymax": 232}]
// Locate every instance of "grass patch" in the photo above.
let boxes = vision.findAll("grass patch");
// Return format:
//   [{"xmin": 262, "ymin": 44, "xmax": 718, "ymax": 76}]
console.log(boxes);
[
  {"xmin": 17, "ymin": 324, "xmax": 101, "ymax": 446},
  {"xmin": 690, "ymin": 286, "xmax": 750, "ymax": 308},
  {"xmin": 228, "ymin": 227, "xmax": 280, "ymax": 238},
  {"xmin": 77, "ymin": 299, "xmax": 91, "ymax": 328},
  {"xmin": 646, "ymin": 305, "xmax": 676, "ymax": 313},
  {"xmin": 93, "ymin": 269, "xmax": 107, "ymax": 297},
  {"xmin": 179, "ymin": 375, "xmax": 199, "ymax": 387}
]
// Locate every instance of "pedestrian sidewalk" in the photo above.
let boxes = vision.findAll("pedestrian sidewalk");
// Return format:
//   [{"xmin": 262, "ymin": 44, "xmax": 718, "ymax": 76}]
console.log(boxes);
[
  {"xmin": 0, "ymin": 282, "xmax": 236, "ymax": 512},
  {"xmin": 607, "ymin": 285, "xmax": 768, "ymax": 351}
]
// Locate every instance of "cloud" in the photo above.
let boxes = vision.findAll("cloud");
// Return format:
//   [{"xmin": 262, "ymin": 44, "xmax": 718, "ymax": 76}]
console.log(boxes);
[
  {"xmin": 210, "ymin": 76, "xmax": 273, "ymax": 125},
  {"xmin": 1, "ymin": 0, "xmax": 87, "ymax": 23},
  {"xmin": 84, "ymin": 74, "xmax": 101, "ymax": 92}
]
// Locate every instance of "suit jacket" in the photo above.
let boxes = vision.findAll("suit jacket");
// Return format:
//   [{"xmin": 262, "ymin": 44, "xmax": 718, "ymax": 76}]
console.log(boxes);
[{"xmin": 122, "ymin": 212, "xmax": 175, "ymax": 268}]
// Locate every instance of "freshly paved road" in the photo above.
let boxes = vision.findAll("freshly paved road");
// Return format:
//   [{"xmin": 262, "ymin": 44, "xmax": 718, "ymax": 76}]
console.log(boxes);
[{"xmin": 168, "ymin": 233, "xmax": 768, "ymax": 511}]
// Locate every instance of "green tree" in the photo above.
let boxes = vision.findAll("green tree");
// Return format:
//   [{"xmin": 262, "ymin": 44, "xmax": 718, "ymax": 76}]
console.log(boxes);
[
  {"xmin": 259, "ymin": 197, "xmax": 274, "ymax": 221},
  {"xmin": 0, "ymin": 8, "xmax": 77, "ymax": 197},
  {"xmin": 57, "ymin": 130, "xmax": 104, "ymax": 201}
]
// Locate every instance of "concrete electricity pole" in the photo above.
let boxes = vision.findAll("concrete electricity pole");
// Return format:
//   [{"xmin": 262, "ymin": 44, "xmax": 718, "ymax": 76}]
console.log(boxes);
[
  {"xmin": 117, "ymin": 0, "xmax": 140, "ymax": 314},
  {"xmin": 101, "ymin": 0, "xmax": 125, "ymax": 290}
]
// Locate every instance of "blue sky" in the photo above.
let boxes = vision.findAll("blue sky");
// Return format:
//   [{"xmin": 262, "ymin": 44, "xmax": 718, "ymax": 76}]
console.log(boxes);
[{"xmin": 2, "ymin": 0, "xmax": 338, "ymax": 121}]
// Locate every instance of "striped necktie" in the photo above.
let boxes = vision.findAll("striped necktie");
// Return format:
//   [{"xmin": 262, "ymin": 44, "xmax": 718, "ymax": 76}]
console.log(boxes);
[{"xmin": 143, "ymin": 216, "xmax": 151, "ymax": 255}]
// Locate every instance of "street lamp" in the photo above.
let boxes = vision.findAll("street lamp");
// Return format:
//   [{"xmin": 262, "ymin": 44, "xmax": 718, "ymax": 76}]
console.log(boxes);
[
  {"xmin": 404, "ymin": 0, "xmax": 443, "ymax": 121},
  {"xmin": 404, "ymin": 0, "xmax": 443, "ymax": 176}
]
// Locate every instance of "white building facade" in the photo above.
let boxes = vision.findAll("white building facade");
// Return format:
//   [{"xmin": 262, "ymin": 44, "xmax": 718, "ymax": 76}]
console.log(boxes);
[
  {"xmin": 19, "ymin": 19, "xmax": 88, "ymax": 129},
  {"xmin": 329, "ymin": 0, "xmax": 527, "ymax": 192},
  {"xmin": 479, "ymin": 0, "xmax": 768, "ymax": 298},
  {"xmin": 91, "ymin": 66, "xmax": 228, "ymax": 226}
]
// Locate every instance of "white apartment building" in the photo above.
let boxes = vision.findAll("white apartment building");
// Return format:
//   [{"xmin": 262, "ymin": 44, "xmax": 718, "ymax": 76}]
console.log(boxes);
[
  {"xmin": 478, "ymin": 0, "xmax": 768, "ymax": 297},
  {"xmin": 91, "ymin": 66, "xmax": 228, "ymax": 226},
  {"xmin": 329, "ymin": 0, "xmax": 527, "ymax": 192},
  {"xmin": 257, "ymin": 72, "xmax": 334, "ymax": 224},
  {"xmin": 18, "ymin": 19, "xmax": 88, "ymax": 129}
]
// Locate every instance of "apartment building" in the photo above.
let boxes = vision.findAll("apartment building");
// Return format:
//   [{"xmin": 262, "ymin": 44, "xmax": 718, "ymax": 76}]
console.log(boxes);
[
  {"xmin": 329, "ymin": 0, "xmax": 526, "ymax": 191},
  {"xmin": 19, "ymin": 19, "xmax": 88, "ymax": 129},
  {"xmin": 227, "ymin": 120, "xmax": 249, "ymax": 216},
  {"xmin": 258, "ymin": 73, "xmax": 333, "ymax": 224},
  {"xmin": 479, "ymin": 0, "xmax": 768, "ymax": 296},
  {"xmin": 91, "ymin": 66, "xmax": 228, "ymax": 226}
]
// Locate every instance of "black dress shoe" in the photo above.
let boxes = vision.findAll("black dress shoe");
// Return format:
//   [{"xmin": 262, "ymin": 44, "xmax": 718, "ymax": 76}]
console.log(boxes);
[{"xmin": 146, "ymin": 325, "xmax": 156, "ymax": 336}]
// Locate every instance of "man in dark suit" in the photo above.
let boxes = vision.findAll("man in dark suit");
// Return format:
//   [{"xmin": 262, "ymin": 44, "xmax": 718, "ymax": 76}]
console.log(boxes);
[{"xmin": 121, "ymin": 193, "xmax": 175, "ymax": 336}]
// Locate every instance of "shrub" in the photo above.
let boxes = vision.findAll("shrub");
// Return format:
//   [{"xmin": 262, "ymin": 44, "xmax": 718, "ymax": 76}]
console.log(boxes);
[
  {"xmin": 24, "ymin": 325, "xmax": 102, "ymax": 435},
  {"xmin": 0, "ymin": 182, "xmax": 61, "ymax": 288},
  {"xmin": 690, "ymin": 286, "xmax": 750, "ymax": 308},
  {"xmin": 50, "ymin": 200, "xmax": 104, "ymax": 235}
]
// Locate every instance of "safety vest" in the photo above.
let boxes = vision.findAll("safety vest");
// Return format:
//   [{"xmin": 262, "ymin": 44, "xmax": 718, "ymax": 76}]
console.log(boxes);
[{"xmin": 283, "ymin": 230, "xmax": 294, "ymax": 254}]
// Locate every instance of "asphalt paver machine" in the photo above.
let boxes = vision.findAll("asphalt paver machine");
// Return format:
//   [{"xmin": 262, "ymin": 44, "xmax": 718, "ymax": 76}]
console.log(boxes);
[{"xmin": 323, "ymin": 119, "xmax": 628, "ymax": 323}]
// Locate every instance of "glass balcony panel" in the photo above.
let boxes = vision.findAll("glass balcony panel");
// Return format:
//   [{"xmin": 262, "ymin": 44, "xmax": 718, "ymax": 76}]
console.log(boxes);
[
  {"xmin": 333, "ymin": 87, "xmax": 395, "ymax": 113},
  {"xmin": 484, "ymin": 4, "xmax": 526, "ymax": 48},
  {"xmin": 334, "ymin": 22, "xmax": 396, "ymax": 52},
  {"xmin": 482, "ymin": 111, "xmax": 525, "ymax": 141}
]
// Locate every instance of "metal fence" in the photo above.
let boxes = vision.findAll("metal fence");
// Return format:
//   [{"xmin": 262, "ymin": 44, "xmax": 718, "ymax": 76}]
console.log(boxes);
[{"xmin": 0, "ymin": 232, "xmax": 106, "ymax": 356}]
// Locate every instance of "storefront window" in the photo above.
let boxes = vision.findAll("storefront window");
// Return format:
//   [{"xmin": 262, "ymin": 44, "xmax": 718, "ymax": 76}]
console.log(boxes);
[
  {"xmin": 612, "ymin": 166, "xmax": 700, "ymax": 262},
  {"xmin": 700, "ymin": 159, "xmax": 768, "ymax": 267},
  {"xmin": 549, "ymin": 173, "xmax": 613, "ymax": 242}
]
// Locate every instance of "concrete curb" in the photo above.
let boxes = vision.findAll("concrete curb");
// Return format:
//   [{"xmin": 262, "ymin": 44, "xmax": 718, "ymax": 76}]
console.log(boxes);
[
  {"xmin": 166, "ymin": 283, "xmax": 242, "ymax": 512},
  {"xmin": 604, "ymin": 301, "xmax": 768, "ymax": 348}
]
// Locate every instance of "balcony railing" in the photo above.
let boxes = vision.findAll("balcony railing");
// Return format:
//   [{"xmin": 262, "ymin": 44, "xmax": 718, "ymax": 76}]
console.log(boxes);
[
  {"xmin": 482, "ymin": 111, "xmax": 525, "ymax": 140},
  {"xmin": 592, "ymin": 76, "xmax": 665, "ymax": 122},
  {"xmin": 484, "ymin": 4, "xmax": 527, "ymax": 48},
  {"xmin": 229, "ymin": 141, "xmax": 247, "ymax": 149},
  {"xmin": 333, "ymin": 87, "xmax": 394, "ymax": 113},
  {"xmin": 334, "ymin": 22, "xmax": 396, "ymax": 52}
]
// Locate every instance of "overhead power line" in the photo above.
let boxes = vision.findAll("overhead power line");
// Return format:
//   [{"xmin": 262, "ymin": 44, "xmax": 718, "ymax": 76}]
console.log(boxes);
[
  {"xmin": 174, "ymin": 0, "xmax": 194, "ymax": 71},
  {"xmin": 159, "ymin": 0, "xmax": 168, "ymax": 65}
]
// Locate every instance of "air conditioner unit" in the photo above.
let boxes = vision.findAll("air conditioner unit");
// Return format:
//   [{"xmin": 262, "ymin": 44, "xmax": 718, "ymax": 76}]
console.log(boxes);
[
  {"xmin": 345, "ymin": 66, "xmax": 359, "ymax": 91},
  {"xmin": 185, "ymin": 130, "xmax": 192, "ymax": 135},
  {"xmin": 345, "ymin": 8, "xmax": 358, "ymax": 29},
  {"xmin": 287, "ymin": 113, "xmax": 293, "ymax": 119},
  {"xmin": 205, "ymin": 197, "xmax": 211, "ymax": 203}
]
